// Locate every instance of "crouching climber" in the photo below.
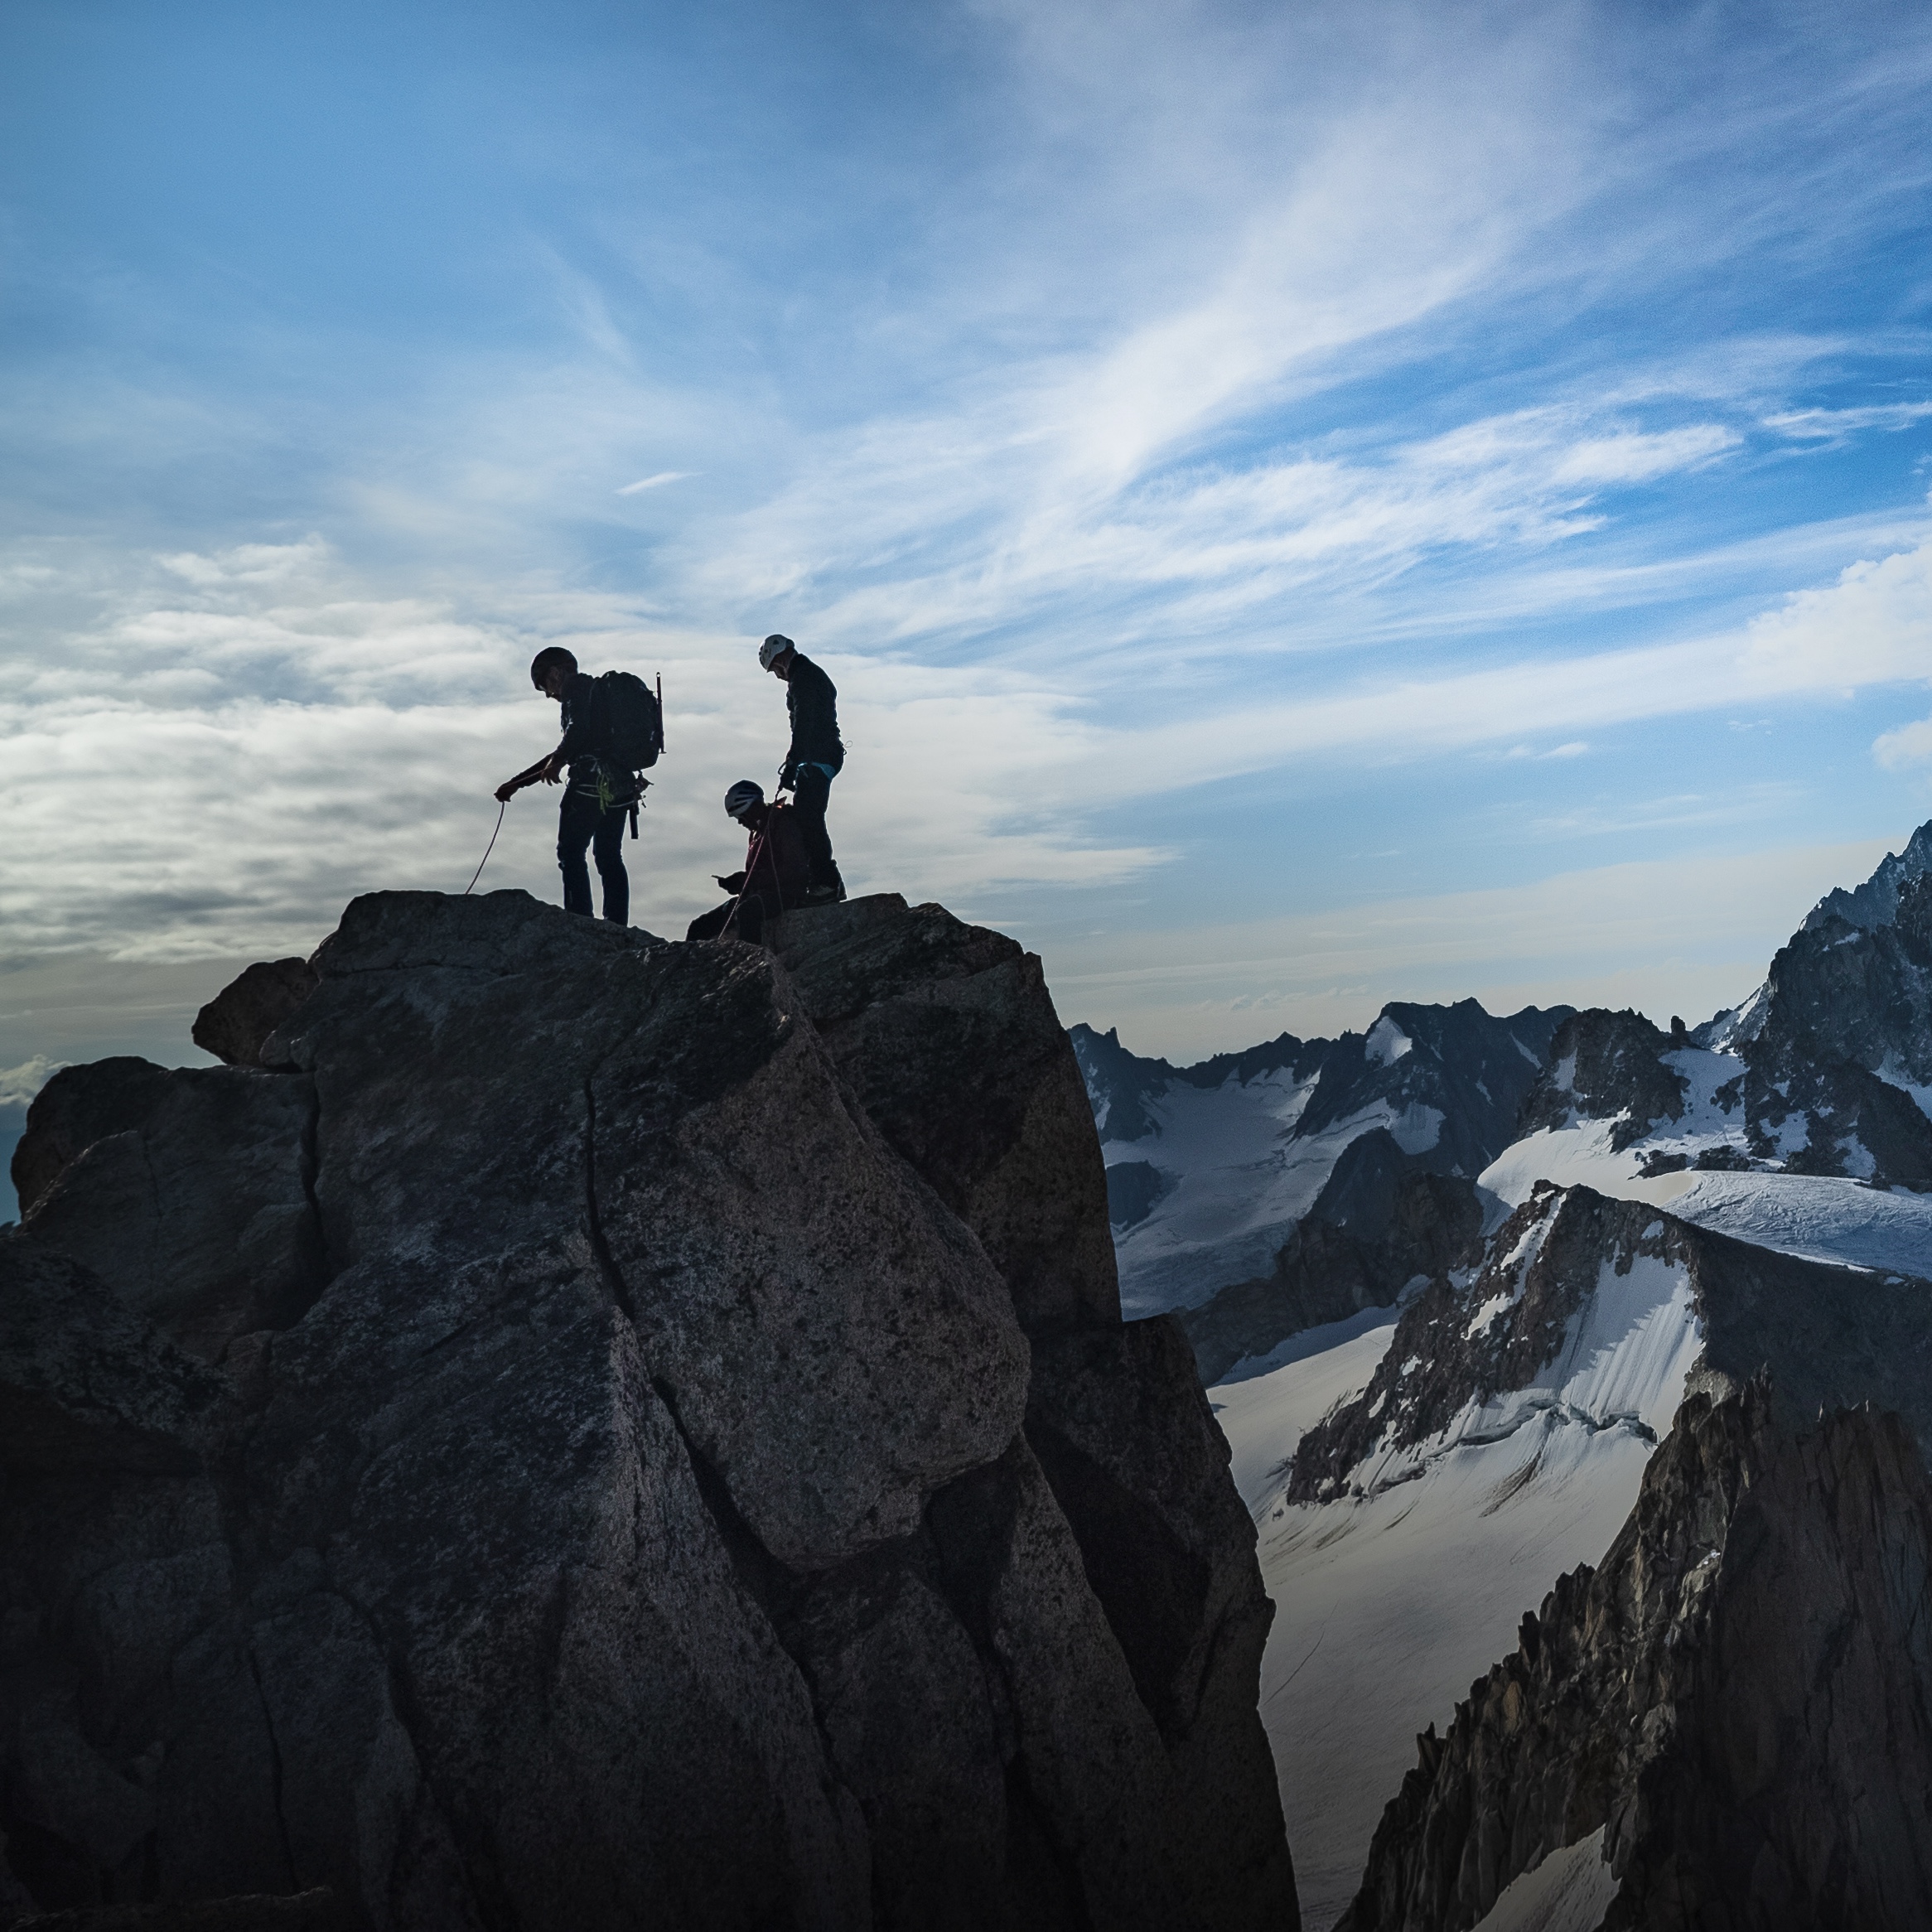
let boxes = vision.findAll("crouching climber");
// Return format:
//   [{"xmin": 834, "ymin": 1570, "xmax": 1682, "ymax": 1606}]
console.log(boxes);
[{"xmin": 687, "ymin": 780, "xmax": 812, "ymax": 944}]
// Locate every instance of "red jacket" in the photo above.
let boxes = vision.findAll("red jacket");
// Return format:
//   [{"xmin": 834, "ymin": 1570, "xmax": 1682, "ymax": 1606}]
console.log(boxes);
[{"xmin": 736, "ymin": 804, "xmax": 813, "ymax": 909}]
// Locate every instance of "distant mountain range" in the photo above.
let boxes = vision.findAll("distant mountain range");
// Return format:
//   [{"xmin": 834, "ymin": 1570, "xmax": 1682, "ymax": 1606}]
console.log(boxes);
[
  {"xmin": 1070, "ymin": 1000, "xmax": 1570, "ymax": 1332},
  {"xmin": 1075, "ymin": 824, "xmax": 1932, "ymax": 1930}
]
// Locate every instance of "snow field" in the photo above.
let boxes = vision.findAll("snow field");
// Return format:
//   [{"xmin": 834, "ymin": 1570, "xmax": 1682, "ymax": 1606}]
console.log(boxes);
[
  {"xmin": 1483, "ymin": 1128, "xmax": 1932, "ymax": 1279},
  {"xmin": 1216, "ymin": 1249, "xmax": 1702, "ymax": 1930},
  {"xmin": 1663, "ymin": 1170, "xmax": 1932, "ymax": 1277},
  {"xmin": 1105, "ymin": 1067, "xmax": 1418, "ymax": 1316},
  {"xmin": 1252, "ymin": 1415, "xmax": 1654, "ymax": 1930},
  {"xmin": 1211, "ymin": 1307, "xmax": 1401, "ymax": 1515},
  {"xmin": 1471, "ymin": 1828, "xmax": 1619, "ymax": 1932}
]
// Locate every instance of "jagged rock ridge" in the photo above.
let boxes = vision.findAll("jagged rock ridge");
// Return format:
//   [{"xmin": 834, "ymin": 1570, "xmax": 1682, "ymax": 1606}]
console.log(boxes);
[
  {"xmin": 1287, "ymin": 1176, "xmax": 1932, "ymax": 1929},
  {"xmin": 1338, "ymin": 1382, "xmax": 1932, "ymax": 1931},
  {"xmin": 1803, "ymin": 818, "xmax": 1932, "ymax": 934},
  {"xmin": 2, "ymin": 891, "xmax": 1296, "ymax": 1931}
]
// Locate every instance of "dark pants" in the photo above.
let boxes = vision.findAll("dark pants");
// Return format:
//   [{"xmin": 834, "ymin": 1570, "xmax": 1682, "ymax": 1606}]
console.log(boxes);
[
  {"xmin": 791, "ymin": 764, "xmax": 841, "ymax": 892},
  {"xmin": 558, "ymin": 788, "xmax": 629, "ymax": 923},
  {"xmin": 687, "ymin": 892, "xmax": 770, "ymax": 944}
]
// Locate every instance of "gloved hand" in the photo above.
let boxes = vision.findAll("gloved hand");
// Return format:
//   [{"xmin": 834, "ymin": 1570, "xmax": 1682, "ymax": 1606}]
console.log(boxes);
[
  {"xmin": 717, "ymin": 872, "xmax": 746, "ymax": 893},
  {"xmin": 777, "ymin": 760, "xmax": 797, "ymax": 791}
]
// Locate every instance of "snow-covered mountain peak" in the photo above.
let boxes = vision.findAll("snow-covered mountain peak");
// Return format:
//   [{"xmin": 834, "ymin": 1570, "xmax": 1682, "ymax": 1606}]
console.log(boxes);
[
  {"xmin": 1364, "ymin": 1015, "xmax": 1413, "ymax": 1066},
  {"xmin": 1803, "ymin": 814, "xmax": 1932, "ymax": 933},
  {"xmin": 1517, "ymin": 1007, "xmax": 1692, "ymax": 1150},
  {"xmin": 1287, "ymin": 1185, "xmax": 1703, "ymax": 1511},
  {"xmin": 1070, "ymin": 1001, "xmax": 1572, "ymax": 1331}
]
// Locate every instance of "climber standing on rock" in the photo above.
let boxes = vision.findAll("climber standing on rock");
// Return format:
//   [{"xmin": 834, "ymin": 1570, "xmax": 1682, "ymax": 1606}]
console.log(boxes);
[
  {"xmin": 495, "ymin": 646, "xmax": 663, "ymax": 925},
  {"xmin": 760, "ymin": 633, "xmax": 845, "ymax": 903}
]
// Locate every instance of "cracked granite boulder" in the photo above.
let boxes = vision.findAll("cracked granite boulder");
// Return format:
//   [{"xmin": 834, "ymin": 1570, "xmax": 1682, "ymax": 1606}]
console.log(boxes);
[{"xmin": 2, "ymin": 889, "xmax": 1296, "ymax": 1931}]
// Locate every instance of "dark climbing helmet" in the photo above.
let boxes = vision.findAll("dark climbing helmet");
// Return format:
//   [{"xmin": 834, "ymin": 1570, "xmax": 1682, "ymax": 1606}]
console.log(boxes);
[
  {"xmin": 725, "ymin": 780, "xmax": 765, "ymax": 820},
  {"xmin": 529, "ymin": 645, "xmax": 578, "ymax": 688}
]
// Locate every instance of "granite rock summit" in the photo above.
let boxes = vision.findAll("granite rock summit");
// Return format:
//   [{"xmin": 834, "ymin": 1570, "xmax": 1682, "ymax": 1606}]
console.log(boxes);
[{"xmin": 2, "ymin": 891, "xmax": 1296, "ymax": 1932}]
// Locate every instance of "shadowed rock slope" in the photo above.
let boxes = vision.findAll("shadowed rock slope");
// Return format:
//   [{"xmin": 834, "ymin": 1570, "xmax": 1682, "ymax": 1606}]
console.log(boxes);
[
  {"xmin": 1338, "ymin": 1383, "xmax": 1932, "ymax": 1932},
  {"xmin": 2, "ymin": 890, "xmax": 1296, "ymax": 1932},
  {"xmin": 1313, "ymin": 1183, "xmax": 1932, "ymax": 1930}
]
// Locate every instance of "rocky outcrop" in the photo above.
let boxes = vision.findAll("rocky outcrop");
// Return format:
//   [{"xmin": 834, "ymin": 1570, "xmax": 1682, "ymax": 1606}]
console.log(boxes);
[
  {"xmin": 1730, "ymin": 873, "xmax": 1932, "ymax": 1186},
  {"xmin": 1516, "ymin": 1009, "xmax": 1688, "ymax": 1151},
  {"xmin": 1336, "ymin": 1383, "xmax": 1932, "ymax": 1930},
  {"xmin": 8, "ymin": 1059, "xmax": 326, "ymax": 1365},
  {"xmin": 191, "ymin": 961, "xmax": 319, "ymax": 1071},
  {"xmin": 1179, "ymin": 1138, "xmax": 1482, "ymax": 1385},
  {"xmin": 768, "ymin": 900, "xmax": 1292, "ymax": 1917},
  {"xmin": 769, "ymin": 899, "xmax": 1119, "ymax": 1335},
  {"xmin": 1285, "ymin": 1172, "xmax": 1932, "ymax": 1928},
  {"xmin": 2, "ymin": 890, "xmax": 1295, "ymax": 1931}
]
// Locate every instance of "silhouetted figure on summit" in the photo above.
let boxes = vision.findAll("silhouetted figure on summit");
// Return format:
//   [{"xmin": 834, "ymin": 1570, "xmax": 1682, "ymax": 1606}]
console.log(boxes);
[
  {"xmin": 495, "ymin": 647, "xmax": 663, "ymax": 925},
  {"xmin": 760, "ymin": 633, "xmax": 845, "ymax": 902},
  {"xmin": 688, "ymin": 781, "xmax": 811, "ymax": 944}
]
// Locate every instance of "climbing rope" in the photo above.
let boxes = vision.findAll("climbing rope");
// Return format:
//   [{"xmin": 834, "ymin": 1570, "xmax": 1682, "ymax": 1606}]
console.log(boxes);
[{"xmin": 464, "ymin": 799, "xmax": 507, "ymax": 896}]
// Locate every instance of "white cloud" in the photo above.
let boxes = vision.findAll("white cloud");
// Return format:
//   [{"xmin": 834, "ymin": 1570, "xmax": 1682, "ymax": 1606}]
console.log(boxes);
[
  {"xmin": 616, "ymin": 472, "xmax": 693, "ymax": 495},
  {"xmin": 1765, "ymin": 401, "xmax": 1932, "ymax": 442},
  {"xmin": 1548, "ymin": 425, "xmax": 1738, "ymax": 485},
  {"xmin": 157, "ymin": 539, "xmax": 330, "ymax": 587},
  {"xmin": 1875, "ymin": 712, "xmax": 1932, "ymax": 769},
  {"xmin": 0, "ymin": 1055, "xmax": 64, "ymax": 1110},
  {"xmin": 3, "ymin": 520, "xmax": 1930, "ymax": 964},
  {"xmin": 0, "ymin": 553, "xmax": 1169, "ymax": 962},
  {"xmin": 1740, "ymin": 538, "xmax": 1932, "ymax": 687}
]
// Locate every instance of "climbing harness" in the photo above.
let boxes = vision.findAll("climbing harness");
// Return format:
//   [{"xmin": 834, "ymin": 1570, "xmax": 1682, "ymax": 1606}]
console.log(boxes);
[{"xmin": 464, "ymin": 799, "xmax": 507, "ymax": 896}]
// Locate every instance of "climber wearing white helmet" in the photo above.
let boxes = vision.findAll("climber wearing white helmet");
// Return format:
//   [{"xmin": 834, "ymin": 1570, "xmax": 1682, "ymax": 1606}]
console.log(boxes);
[
  {"xmin": 759, "ymin": 633, "xmax": 845, "ymax": 903},
  {"xmin": 686, "ymin": 780, "xmax": 813, "ymax": 944}
]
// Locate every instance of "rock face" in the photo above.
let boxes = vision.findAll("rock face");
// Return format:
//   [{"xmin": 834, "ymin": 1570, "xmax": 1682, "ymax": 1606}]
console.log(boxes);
[
  {"xmin": 11, "ymin": 1892, "xmax": 336, "ymax": 1930},
  {"xmin": 191, "ymin": 960, "xmax": 320, "ymax": 1071},
  {"xmin": 1337, "ymin": 1384, "xmax": 1932, "ymax": 1931},
  {"xmin": 1179, "ymin": 1143, "xmax": 1482, "ymax": 1386},
  {"xmin": 1295, "ymin": 1178, "xmax": 1932, "ymax": 1930},
  {"xmin": 1733, "ymin": 873, "xmax": 1932, "ymax": 1185},
  {"xmin": 1, "ymin": 891, "xmax": 1295, "ymax": 1931},
  {"xmin": 1516, "ymin": 1009, "xmax": 1689, "ymax": 1152},
  {"xmin": 1803, "ymin": 818, "xmax": 1932, "ymax": 935}
]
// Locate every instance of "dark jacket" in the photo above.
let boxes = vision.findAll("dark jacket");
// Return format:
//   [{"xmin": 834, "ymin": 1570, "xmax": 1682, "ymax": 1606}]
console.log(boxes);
[
  {"xmin": 785, "ymin": 654, "xmax": 844, "ymax": 772},
  {"xmin": 556, "ymin": 672, "xmax": 611, "ymax": 767},
  {"xmin": 723, "ymin": 804, "xmax": 813, "ymax": 909}
]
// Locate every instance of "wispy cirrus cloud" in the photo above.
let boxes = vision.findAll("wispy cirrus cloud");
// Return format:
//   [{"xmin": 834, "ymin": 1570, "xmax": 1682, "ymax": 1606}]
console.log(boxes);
[{"xmin": 616, "ymin": 471, "xmax": 693, "ymax": 495}]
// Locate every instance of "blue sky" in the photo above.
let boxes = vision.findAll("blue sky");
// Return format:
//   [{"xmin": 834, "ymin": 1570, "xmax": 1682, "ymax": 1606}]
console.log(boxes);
[{"xmin": 4, "ymin": 0, "xmax": 1932, "ymax": 1207}]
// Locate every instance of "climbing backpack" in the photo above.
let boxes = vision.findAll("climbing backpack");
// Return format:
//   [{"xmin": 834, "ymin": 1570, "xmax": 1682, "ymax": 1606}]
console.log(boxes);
[{"xmin": 597, "ymin": 669, "xmax": 664, "ymax": 770}]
